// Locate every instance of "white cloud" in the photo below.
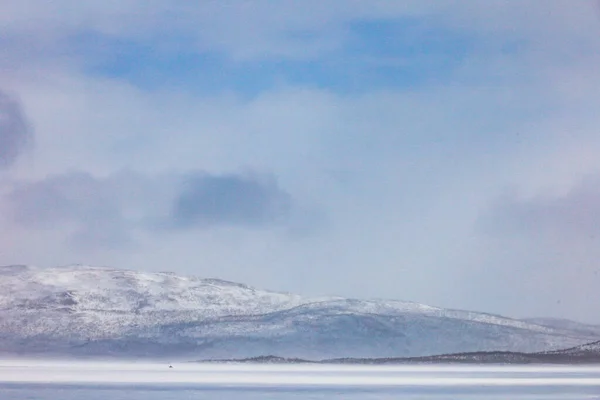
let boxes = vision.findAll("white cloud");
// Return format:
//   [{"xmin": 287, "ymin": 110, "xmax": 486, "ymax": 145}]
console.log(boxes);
[
  {"xmin": 2, "ymin": 1, "xmax": 598, "ymax": 62},
  {"xmin": 0, "ymin": 1, "xmax": 600, "ymax": 321}
]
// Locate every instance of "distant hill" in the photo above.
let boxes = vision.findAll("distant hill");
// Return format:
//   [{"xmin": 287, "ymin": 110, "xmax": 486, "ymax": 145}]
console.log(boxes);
[
  {"xmin": 1, "ymin": 264, "xmax": 598, "ymax": 360},
  {"xmin": 328, "ymin": 340, "xmax": 600, "ymax": 364},
  {"xmin": 205, "ymin": 340, "xmax": 600, "ymax": 364}
]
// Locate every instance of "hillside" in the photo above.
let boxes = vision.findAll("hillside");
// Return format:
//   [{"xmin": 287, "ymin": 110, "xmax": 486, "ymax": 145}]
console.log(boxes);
[{"xmin": 0, "ymin": 265, "xmax": 597, "ymax": 360}]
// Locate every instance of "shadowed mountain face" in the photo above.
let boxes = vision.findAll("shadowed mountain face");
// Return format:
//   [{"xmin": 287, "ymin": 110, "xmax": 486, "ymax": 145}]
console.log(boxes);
[{"xmin": 0, "ymin": 265, "xmax": 598, "ymax": 361}]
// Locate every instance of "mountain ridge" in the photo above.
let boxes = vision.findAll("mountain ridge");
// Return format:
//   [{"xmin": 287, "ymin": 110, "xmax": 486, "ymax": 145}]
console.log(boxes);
[
  {"xmin": 0, "ymin": 264, "xmax": 597, "ymax": 361},
  {"xmin": 199, "ymin": 339, "xmax": 600, "ymax": 365}
]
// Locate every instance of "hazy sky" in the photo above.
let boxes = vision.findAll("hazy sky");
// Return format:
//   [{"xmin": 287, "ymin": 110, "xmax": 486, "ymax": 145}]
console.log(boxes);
[{"xmin": 1, "ymin": 1, "xmax": 600, "ymax": 323}]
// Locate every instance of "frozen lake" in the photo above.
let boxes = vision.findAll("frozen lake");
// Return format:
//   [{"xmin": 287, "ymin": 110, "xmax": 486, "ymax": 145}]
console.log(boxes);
[{"xmin": 1, "ymin": 361, "xmax": 600, "ymax": 399}]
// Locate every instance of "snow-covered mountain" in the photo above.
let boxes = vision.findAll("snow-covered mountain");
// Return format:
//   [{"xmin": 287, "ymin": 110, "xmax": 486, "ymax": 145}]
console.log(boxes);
[{"xmin": 0, "ymin": 265, "xmax": 597, "ymax": 360}]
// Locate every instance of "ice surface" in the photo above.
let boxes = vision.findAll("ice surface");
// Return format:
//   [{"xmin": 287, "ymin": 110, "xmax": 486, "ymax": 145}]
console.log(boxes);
[{"xmin": 1, "ymin": 361, "xmax": 600, "ymax": 399}]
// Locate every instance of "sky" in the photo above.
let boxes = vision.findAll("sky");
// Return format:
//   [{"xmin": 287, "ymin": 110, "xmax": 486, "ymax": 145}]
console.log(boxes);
[{"xmin": 1, "ymin": 0, "xmax": 600, "ymax": 323}]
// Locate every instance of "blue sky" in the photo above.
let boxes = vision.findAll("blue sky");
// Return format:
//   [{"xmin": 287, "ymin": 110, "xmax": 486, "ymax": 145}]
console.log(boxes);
[
  {"xmin": 1, "ymin": 0, "xmax": 600, "ymax": 323},
  {"xmin": 74, "ymin": 18, "xmax": 476, "ymax": 95}
]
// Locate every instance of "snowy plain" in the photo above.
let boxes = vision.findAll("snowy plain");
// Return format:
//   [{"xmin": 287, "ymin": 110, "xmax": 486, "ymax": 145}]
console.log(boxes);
[{"xmin": 1, "ymin": 361, "xmax": 600, "ymax": 399}]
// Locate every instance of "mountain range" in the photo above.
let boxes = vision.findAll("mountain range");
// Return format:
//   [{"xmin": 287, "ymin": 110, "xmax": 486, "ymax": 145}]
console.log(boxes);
[{"xmin": 0, "ymin": 264, "xmax": 599, "ymax": 361}]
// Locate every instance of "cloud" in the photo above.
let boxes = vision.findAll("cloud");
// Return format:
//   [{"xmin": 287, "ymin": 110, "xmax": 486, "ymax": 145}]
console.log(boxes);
[
  {"xmin": 459, "ymin": 176, "xmax": 600, "ymax": 322},
  {"xmin": 1, "ymin": 0, "xmax": 600, "ymax": 324},
  {"xmin": 3, "ymin": 0, "xmax": 597, "ymax": 68},
  {"xmin": 169, "ymin": 172, "xmax": 292, "ymax": 229},
  {"xmin": 3, "ymin": 170, "xmax": 296, "ymax": 251},
  {"xmin": 4, "ymin": 172, "xmax": 135, "ymax": 251},
  {"xmin": 481, "ymin": 176, "xmax": 600, "ymax": 240},
  {"xmin": 0, "ymin": 90, "xmax": 33, "ymax": 169},
  {"xmin": 0, "ymin": 1, "xmax": 433, "ymax": 62}
]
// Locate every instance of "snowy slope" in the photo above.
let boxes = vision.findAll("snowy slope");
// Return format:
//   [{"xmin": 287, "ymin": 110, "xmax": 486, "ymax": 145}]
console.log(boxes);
[
  {"xmin": 522, "ymin": 318, "xmax": 600, "ymax": 337},
  {"xmin": 0, "ymin": 265, "xmax": 311, "ymax": 316},
  {"xmin": 0, "ymin": 265, "xmax": 597, "ymax": 360}
]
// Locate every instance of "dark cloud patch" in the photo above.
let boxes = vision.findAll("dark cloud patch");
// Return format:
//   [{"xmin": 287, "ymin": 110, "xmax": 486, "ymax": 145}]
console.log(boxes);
[
  {"xmin": 170, "ymin": 172, "xmax": 292, "ymax": 229},
  {"xmin": 0, "ymin": 91, "xmax": 33, "ymax": 169},
  {"xmin": 5, "ymin": 172, "xmax": 133, "ymax": 250},
  {"xmin": 480, "ymin": 177, "xmax": 600, "ymax": 239},
  {"xmin": 4, "ymin": 170, "xmax": 299, "ymax": 251}
]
